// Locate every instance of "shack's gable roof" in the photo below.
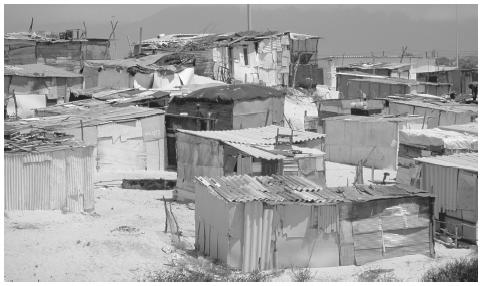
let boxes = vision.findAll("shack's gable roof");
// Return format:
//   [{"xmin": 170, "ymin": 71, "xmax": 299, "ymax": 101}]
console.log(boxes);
[
  {"xmin": 196, "ymin": 175, "xmax": 430, "ymax": 204},
  {"xmin": 177, "ymin": 125, "xmax": 324, "ymax": 145},
  {"xmin": 4, "ymin": 64, "xmax": 83, "ymax": 78},
  {"xmin": 414, "ymin": 152, "xmax": 478, "ymax": 173},
  {"xmin": 322, "ymin": 115, "xmax": 424, "ymax": 123},
  {"xmin": 172, "ymin": 84, "xmax": 285, "ymax": 103}
]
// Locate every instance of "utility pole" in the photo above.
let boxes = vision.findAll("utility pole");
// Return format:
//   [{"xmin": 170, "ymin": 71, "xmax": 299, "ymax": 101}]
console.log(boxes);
[
  {"xmin": 456, "ymin": 4, "xmax": 459, "ymax": 68},
  {"xmin": 247, "ymin": 4, "xmax": 251, "ymax": 31},
  {"xmin": 139, "ymin": 27, "xmax": 143, "ymax": 55}
]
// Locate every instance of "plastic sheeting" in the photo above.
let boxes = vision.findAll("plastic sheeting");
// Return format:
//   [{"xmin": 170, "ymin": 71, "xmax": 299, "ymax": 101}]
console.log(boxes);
[{"xmin": 399, "ymin": 128, "xmax": 478, "ymax": 151}]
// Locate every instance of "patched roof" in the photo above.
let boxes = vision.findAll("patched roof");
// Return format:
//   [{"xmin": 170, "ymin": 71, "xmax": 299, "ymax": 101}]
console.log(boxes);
[
  {"xmin": 414, "ymin": 152, "xmax": 478, "ymax": 173},
  {"xmin": 177, "ymin": 125, "xmax": 324, "ymax": 145},
  {"xmin": 5, "ymin": 105, "xmax": 164, "ymax": 133},
  {"xmin": 196, "ymin": 175, "xmax": 431, "ymax": 204},
  {"xmin": 4, "ymin": 64, "xmax": 83, "ymax": 78},
  {"xmin": 84, "ymin": 52, "xmax": 194, "ymax": 73},
  {"xmin": 172, "ymin": 84, "xmax": 285, "ymax": 103}
]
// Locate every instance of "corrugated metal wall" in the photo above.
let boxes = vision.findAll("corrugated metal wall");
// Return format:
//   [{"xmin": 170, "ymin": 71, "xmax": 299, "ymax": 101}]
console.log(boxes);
[
  {"xmin": 5, "ymin": 146, "xmax": 95, "ymax": 212},
  {"xmin": 421, "ymin": 163, "xmax": 458, "ymax": 218}
]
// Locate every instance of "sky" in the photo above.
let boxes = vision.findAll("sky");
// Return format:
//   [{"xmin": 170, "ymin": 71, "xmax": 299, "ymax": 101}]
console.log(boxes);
[{"xmin": 4, "ymin": 4, "xmax": 478, "ymax": 59}]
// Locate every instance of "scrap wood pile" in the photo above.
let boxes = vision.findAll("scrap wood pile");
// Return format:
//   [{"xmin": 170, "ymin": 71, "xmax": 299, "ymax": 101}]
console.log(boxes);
[{"xmin": 4, "ymin": 129, "xmax": 81, "ymax": 153}]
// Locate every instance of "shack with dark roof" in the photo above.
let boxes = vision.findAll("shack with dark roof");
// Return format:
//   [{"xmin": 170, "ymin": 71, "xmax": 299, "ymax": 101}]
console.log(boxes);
[{"xmin": 165, "ymin": 84, "xmax": 286, "ymax": 168}]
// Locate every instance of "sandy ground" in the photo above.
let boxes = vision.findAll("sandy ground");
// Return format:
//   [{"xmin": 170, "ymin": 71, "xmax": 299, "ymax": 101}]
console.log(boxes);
[
  {"xmin": 4, "ymin": 187, "xmax": 195, "ymax": 282},
  {"xmin": 4, "ymin": 185, "xmax": 476, "ymax": 282}
]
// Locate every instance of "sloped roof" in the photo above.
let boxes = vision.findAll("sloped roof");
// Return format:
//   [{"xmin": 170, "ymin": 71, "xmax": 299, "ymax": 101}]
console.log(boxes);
[
  {"xmin": 5, "ymin": 105, "xmax": 164, "ymax": 133},
  {"xmin": 177, "ymin": 125, "xmax": 324, "ymax": 145},
  {"xmin": 414, "ymin": 152, "xmax": 478, "ymax": 173},
  {"xmin": 172, "ymin": 84, "xmax": 285, "ymax": 103},
  {"xmin": 196, "ymin": 175, "xmax": 431, "ymax": 204},
  {"xmin": 224, "ymin": 142, "xmax": 285, "ymax": 160},
  {"xmin": 5, "ymin": 64, "xmax": 83, "ymax": 78}
]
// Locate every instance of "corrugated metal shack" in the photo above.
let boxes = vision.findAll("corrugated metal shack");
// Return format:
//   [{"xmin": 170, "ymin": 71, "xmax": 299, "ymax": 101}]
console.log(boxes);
[
  {"xmin": 175, "ymin": 125, "xmax": 325, "ymax": 201},
  {"xmin": 5, "ymin": 31, "xmax": 110, "ymax": 71},
  {"xmin": 397, "ymin": 127, "xmax": 478, "ymax": 184},
  {"xmin": 195, "ymin": 175, "xmax": 434, "ymax": 271},
  {"xmin": 212, "ymin": 31, "xmax": 322, "ymax": 87},
  {"xmin": 6, "ymin": 104, "xmax": 166, "ymax": 172},
  {"xmin": 387, "ymin": 99, "xmax": 478, "ymax": 127},
  {"xmin": 4, "ymin": 64, "xmax": 84, "ymax": 117},
  {"xmin": 166, "ymin": 84, "xmax": 286, "ymax": 168},
  {"xmin": 413, "ymin": 153, "xmax": 478, "ymax": 242},
  {"xmin": 4, "ymin": 130, "xmax": 95, "ymax": 212},
  {"xmin": 323, "ymin": 115, "xmax": 424, "ymax": 169}
]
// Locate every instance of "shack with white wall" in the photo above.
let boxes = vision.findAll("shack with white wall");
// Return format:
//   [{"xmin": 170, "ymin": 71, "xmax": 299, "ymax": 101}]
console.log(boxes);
[
  {"xmin": 323, "ymin": 115, "xmax": 424, "ymax": 169},
  {"xmin": 6, "ymin": 104, "xmax": 166, "ymax": 173}
]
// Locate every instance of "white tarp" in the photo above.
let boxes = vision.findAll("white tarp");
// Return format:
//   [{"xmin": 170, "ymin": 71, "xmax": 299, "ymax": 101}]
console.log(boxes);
[
  {"xmin": 399, "ymin": 128, "xmax": 478, "ymax": 150},
  {"xmin": 315, "ymin": 85, "xmax": 339, "ymax": 100},
  {"xmin": 6, "ymin": 94, "xmax": 47, "ymax": 118}
]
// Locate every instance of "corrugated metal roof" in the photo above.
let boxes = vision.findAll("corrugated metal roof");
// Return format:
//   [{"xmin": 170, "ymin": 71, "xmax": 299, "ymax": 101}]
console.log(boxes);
[
  {"xmin": 415, "ymin": 152, "xmax": 478, "ymax": 173},
  {"xmin": 178, "ymin": 125, "xmax": 324, "ymax": 145},
  {"xmin": 224, "ymin": 142, "xmax": 285, "ymax": 160},
  {"xmin": 438, "ymin": 122, "xmax": 478, "ymax": 135},
  {"xmin": 196, "ymin": 175, "xmax": 431, "ymax": 204},
  {"xmin": 4, "ymin": 64, "xmax": 83, "ymax": 78},
  {"xmin": 348, "ymin": 77, "xmax": 419, "ymax": 86}
]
